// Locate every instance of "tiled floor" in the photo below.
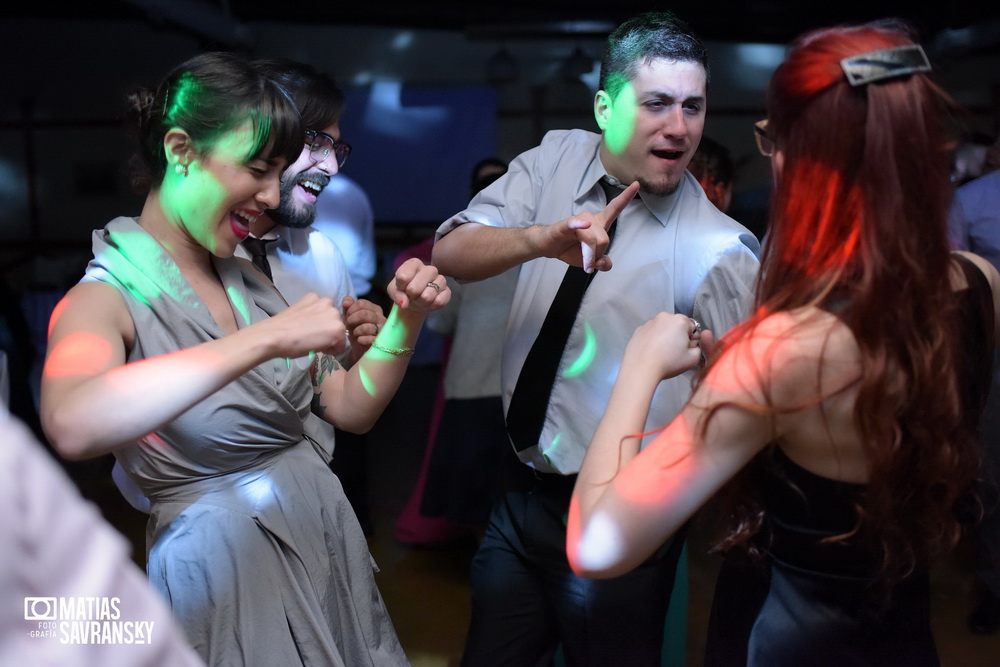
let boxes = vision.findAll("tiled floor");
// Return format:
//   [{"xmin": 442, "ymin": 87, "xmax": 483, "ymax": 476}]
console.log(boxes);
[{"xmin": 84, "ymin": 363, "xmax": 1000, "ymax": 666}]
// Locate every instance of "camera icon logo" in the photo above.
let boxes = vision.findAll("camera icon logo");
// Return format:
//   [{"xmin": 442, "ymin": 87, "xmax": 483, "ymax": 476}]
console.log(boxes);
[{"xmin": 24, "ymin": 598, "xmax": 57, "ymax": 621}]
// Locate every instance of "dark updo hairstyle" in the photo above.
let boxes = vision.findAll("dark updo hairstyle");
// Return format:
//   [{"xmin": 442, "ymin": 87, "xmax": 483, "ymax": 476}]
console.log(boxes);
[{"xmin": 125, "ymin": 51, "xmax": 303, "ymax": 195}]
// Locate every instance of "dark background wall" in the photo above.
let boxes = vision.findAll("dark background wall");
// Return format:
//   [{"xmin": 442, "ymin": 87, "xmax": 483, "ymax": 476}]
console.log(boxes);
[{"xmin": 1, "ymin": 11, "xmax": 998, "ymax": 291}]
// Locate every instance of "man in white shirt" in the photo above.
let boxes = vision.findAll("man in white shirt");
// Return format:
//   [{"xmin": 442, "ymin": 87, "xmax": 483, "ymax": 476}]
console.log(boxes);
[
  {"xmin": 311, "ymin": 173, "xmax": 377, "ymax": 299},
  {"xmin": 433, "ymin": 11, "xmax": 759, "ymax": 666},
  {"xmin": 241, "ymin": 60, "xmax": 384, "ymax": 534}
]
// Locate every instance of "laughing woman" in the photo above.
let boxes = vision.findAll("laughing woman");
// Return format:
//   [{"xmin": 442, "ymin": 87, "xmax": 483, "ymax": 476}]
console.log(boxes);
[
  {"xmin": 40, "ymin": 52, "xmax": 448, "ymax": 666},
  {"xmin": 568, "ymin": 22, "xmax": 1000, "ymax": 666}
]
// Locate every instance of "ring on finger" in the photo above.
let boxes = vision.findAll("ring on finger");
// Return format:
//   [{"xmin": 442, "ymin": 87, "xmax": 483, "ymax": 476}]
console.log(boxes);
[
  {"xmin": 427, "ymin": 281, "xmax": 442, "ymax": 293},
  {"xmin": 689, "ymin": 317, "xmax": 702, "ymax": 334}
]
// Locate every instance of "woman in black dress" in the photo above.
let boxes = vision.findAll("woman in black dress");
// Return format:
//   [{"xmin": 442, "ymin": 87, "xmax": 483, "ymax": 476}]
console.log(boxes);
[{"xmin": 567, "ymin": 21, "xmax": 1000, "ymax": 665}]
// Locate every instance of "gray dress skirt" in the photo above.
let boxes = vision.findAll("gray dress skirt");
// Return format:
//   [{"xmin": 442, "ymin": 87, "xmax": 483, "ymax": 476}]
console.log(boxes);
[{"xmin": 83, "ymin": 217, "xmax": 408, "ymax": 666}]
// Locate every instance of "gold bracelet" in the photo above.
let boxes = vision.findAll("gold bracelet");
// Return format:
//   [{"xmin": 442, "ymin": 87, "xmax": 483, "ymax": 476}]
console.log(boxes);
[{"xmin": 370, "ymin": 341, "xmax": 415, "ymax": 356}]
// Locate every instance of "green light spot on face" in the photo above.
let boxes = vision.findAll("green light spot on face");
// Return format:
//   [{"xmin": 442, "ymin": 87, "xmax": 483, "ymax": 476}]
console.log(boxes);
[
  {"xmin": 359, "ymin": 367, "xmax": 376, "ymax": 397},
  {"xmin": 602, "ymin": 78, "xmax": 637, "ymax": 156},
  {"xmin": 168, "ymin": 124, "xmax": 261, "ymax": 256},
  {"xmin": 563, "ymin": 323, "xmax": 596, "ymax": 378},
  {"xmin": 227, "ymin": 286, "xmax": 251, "ymax": 326}
]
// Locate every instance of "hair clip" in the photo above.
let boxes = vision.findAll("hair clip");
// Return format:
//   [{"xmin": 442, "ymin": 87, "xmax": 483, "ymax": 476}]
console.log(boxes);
[{"xmin": 840, "ymin": 44, "xmax": 931, "ymax": 87}]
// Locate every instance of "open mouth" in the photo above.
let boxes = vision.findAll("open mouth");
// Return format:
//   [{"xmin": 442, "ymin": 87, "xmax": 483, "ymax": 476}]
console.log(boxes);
[
  {"xmin": 230, "ymin": 210, "xmax": 257, "ymax": 239},
  {"xmin": 295, "ymin": 172, "xmax": 331, "ymax": 201},
  {"xmin": 651, "ymin": 148, "xmax": 685, "ymax": 161}
]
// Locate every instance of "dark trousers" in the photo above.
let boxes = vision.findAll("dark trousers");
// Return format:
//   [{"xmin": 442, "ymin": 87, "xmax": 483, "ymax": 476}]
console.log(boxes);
[
  {"xmin": 461, "ymin": 464, "xmax": 685, "ymax": 667},
  {"xmin": 331, "ymin": 428, "xmax": 371, "ymax": 535}
]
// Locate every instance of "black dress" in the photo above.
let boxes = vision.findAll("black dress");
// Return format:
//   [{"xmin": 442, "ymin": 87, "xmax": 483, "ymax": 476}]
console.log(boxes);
[{"xmin": 705, "ymin": 255, "xmax": 994, "ymax": 666}]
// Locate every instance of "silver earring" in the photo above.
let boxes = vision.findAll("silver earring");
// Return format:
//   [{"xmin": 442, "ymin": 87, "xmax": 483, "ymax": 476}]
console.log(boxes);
[{"xmin": 175, "ymin": 163, "xmax": 188, "ymax": 177}]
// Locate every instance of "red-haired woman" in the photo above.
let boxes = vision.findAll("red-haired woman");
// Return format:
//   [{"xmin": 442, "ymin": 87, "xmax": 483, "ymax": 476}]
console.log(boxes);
[{"xmin": 567, "ymin": 22, "xmax": 1000, "ymax": 665}]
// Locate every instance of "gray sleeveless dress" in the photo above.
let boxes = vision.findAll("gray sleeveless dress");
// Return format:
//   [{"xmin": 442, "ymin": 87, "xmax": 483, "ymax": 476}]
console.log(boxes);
[{"xmin": 83, "ymin": 217, "xmax": 408, "ymax": 667}]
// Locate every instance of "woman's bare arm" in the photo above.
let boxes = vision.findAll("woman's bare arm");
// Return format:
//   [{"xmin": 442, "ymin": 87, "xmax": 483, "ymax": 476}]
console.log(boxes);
[{"xmin": 41, "ymin": 283, "xmax": 346, "ymax": 459}]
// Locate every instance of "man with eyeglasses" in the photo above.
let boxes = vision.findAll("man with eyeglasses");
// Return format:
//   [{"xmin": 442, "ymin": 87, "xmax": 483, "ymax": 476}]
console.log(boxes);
[
  {"xmin": 241, "ymin": 59, "xmax": 383, "ymax": 364},
  {"xmin": 244, "ymin": 59, "xmax": 384, "ymax": 536}
]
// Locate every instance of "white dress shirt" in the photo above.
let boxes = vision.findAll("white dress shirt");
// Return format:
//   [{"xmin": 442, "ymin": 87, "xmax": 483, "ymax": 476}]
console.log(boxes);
[
  {"xmin": 235, "ymin": 224, "xmax": 356, "ymax": 306},
  {"xmin": 437, "ymin": 129, "xmax": 760, "ymax": 474},
  {"xmin": 310, "ymin": 174, "xmax": 376, "ymax": 296}
]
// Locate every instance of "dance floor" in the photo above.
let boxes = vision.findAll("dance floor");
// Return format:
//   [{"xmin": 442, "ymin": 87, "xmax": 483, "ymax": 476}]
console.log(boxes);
[{"xmin": 77, "ymin": 364, "xmax": 1000, "ymax": 666}]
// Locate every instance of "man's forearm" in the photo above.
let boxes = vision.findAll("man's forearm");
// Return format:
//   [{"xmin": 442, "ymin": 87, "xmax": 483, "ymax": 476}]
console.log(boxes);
[{"xmin": 433, "ymin": 223, "xmax": 540, "ymax": 280}]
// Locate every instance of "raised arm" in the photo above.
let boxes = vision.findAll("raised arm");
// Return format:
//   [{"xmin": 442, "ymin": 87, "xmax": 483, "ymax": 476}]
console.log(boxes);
[
  {"xmin": 568, "ymin": 314, "xmax": 798, "ymax": 579},
  {"xmin": 432, "ymin": 223, "xmax": 541, "ymax": 280},
  {"xmin": 341, "ymin": 295, "xmax": 387, "ymax": 366},
  {"xmin": 308, "ymin": 257, "xmax": 451, "ymax": 434},
  {"xmin": 433, "ymin": 182, "xmax": 638, "ymax": 281},
  {"xmin": 41, "ymin": 283, "xmax": 347, "ymax": 460}
]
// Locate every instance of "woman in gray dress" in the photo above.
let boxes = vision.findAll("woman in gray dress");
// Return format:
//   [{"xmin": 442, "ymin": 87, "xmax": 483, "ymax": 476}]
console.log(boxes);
[{"xmin": 40, "ymin": 52, "xmax": 448, "ymax": 666}]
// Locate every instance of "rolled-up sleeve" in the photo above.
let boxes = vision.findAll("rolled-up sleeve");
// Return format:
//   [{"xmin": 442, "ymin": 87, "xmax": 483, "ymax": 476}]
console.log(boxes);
[
  {"xmin": 692, "ymin": 246, "xmax": 759, "ymax": 338},
  {"xmin": 436, "ymin": 144, "xmax": 549, "ymax": 240}
]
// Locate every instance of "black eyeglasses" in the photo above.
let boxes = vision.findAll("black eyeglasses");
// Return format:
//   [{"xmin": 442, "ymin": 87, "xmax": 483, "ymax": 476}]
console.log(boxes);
[
  {"xmin": 305, "ymin": 129, "xmax": 352, "ymax": 168},
  {"xmin": 754, "ymin": 119, "xmax": 775, "ymax": 157}
]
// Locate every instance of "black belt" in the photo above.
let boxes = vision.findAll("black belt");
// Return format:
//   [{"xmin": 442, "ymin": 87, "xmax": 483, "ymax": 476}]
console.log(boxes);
[{"xmin": 501, "ymin": 447, "xmax": 577, "ymax": 495}]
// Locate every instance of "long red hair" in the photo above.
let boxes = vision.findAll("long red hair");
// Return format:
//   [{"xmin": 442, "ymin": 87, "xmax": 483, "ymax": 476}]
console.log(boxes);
[{"xmin": 712, "ymin": 22, "xmax": 979, "ymax": 588}]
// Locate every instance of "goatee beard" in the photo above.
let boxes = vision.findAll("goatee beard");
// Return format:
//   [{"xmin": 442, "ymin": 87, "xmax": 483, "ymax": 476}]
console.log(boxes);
[
  {"xmin": 270, "ymin": 170, "xmax": 329, "ymax": 229},
  {"xmin": 636, "ymin": 175, "xmax": 681, "ymax": 197},
  {"xmin": 269, "ymin": 179, "xmax": 316, "ymax": 229}
]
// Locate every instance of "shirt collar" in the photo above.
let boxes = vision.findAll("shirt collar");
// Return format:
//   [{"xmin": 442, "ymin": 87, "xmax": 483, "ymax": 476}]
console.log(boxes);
[{"xmin": 248, "ymin": 228, "xmax": 282, "ymax": 242}]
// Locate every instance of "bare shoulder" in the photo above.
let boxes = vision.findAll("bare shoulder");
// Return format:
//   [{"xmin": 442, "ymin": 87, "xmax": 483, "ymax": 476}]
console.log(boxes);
[
  {"xmin": 58, "ymin": 281, "xmax": 130, "ymax": 315},
  {"xmin": 741, "ymin": 308, "xmax": 855, "ymax": 360},
  {"xmin": 724, "ymin": 308, "xmax": 859, "ymax": 407},
  {"xmin": 50, "ymin": 281, "xmax": 135, "ymax": 347}
]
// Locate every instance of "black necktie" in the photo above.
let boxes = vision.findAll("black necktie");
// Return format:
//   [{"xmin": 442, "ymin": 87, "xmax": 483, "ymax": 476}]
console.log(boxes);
[
  {"xmin": 506, "ymin": 179, "xmax": 622, "ymax": 453},
  {"xmin": 241, "ymin": 237, "xmax": 274, "ymax": 280}
]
